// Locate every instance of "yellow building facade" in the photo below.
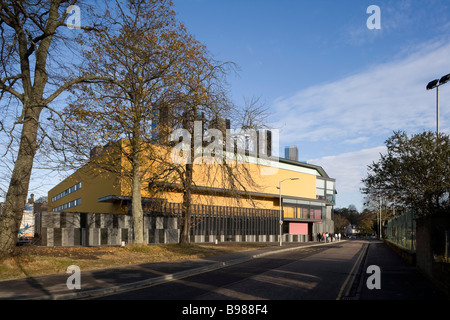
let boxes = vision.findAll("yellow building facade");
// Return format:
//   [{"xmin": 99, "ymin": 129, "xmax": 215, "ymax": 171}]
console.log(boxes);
[{"xmin": 48, "ymin": 140, "xmax": 336, "ymax": 240}]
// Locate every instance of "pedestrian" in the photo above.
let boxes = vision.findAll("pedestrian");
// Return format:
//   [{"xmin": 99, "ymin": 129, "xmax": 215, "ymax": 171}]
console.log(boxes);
[{"xmin": 322, "ymin": 232, "xmax": 326, "ymax": 243}]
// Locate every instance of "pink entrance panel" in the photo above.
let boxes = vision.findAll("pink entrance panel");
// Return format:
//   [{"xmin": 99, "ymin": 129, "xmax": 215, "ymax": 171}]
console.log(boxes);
[{"xmin": 289, "ymin": 222, "xmax": 308, "ymax": 235}]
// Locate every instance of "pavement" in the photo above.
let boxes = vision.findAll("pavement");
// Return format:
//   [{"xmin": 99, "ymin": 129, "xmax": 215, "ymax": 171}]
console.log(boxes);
[
  {"xmin": 356, "ymin": 240, "xmax": 448, "ymax": 300},
  {"xmin": 0, "ymin": 240, "xmax": 448, "ymax": 300}
]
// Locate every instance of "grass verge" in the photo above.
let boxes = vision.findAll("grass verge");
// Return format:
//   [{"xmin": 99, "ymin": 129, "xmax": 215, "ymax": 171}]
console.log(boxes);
[{"xmin": 0, "ymin": 242, "xmax": 274, "ymax": 281}]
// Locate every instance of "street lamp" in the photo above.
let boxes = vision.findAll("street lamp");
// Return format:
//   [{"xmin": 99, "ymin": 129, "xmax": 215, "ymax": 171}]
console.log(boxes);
[
  {"xmin": 427, "ymin": 73, "xmax": 450, "ymax": 136},
  {"xmin": 278, "ymin": 177, "xmax": 299, "ymax": 247}
]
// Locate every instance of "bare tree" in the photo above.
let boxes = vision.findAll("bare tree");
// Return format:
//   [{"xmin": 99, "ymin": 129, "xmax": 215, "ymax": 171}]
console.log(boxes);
[
  {"xmin": 156, "ymin": 92, "xmax": 271, "ymax": 245},
  {"xmin": 44, "ymin": 0, "xmax": 271, "ymax": 247},
  {"xmin": 0, "ymin": 0, "xmax": 106, "ymax": 258},
  {"xmin": 59, "ymin": 0, "xmax": 232, "ymax": 245}
]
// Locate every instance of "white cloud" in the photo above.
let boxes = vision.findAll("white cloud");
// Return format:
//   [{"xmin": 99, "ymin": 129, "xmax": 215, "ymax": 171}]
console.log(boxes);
[
  {"xmin": 272, "ymin": 40, "xmax": 450, "ymax": 143},
  {"xmin": 309, "ymin": 146, "xmax": 386, "ymax": 210},
  {"xmin": 309, "ymin": 146, "xmax": 386, "ymax": 193},
  {"xmin": 270, "ymin": 39, "xmax": 450, "ymax": 210},
  {"xmin": 343, "ymin": 136, "xmax": 370, "ymax": 145}
]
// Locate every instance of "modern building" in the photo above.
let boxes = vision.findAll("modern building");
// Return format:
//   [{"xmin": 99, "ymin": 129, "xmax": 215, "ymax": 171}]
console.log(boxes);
[
  {"xmin": 284, "ymin": 146, "xmax": 299, "ymax": 161},
  {"xmin": 48, "ymin": 140, "xmax": 336, "ymax": 243}
]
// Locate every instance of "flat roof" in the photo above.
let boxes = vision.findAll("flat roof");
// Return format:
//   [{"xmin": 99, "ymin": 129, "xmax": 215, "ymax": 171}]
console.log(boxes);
[{"xmin": 278, "ymin": 157, "xmax": 333, "ymax": 179}]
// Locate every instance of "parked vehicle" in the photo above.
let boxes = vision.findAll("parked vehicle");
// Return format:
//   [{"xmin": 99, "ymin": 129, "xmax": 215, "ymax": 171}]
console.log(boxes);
[{"xmin": 17, "ymin": 204, "xmax": 35, "ymax": 244}]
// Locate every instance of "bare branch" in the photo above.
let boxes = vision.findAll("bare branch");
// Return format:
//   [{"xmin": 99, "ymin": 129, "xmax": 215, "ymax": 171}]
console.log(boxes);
[{"xmin": 43, "ymin": 75, "xmax": 114, "ymax": 105}]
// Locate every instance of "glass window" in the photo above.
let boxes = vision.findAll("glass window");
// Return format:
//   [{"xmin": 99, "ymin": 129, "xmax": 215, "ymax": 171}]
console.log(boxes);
[
  {"xmin": 52, "ymin": 182, "xmax": 82, "ymax": 203},
  {"xmin": 313, "ymin": 208, "xmax": 322, "ymax": 219},
  {"xmin": 301, "ymin": 207, "xmax": 309, "ymax": 219},
  {"xmin": 316, "ymin": 179, "xmax": 325, "ymax": 188},
  {"xmin": 52, "ymin": 198, "xmax": 81, "ymax": 212},
  {"xmin": 284, "ymin": 205, "xmax": 296, "ymax": 218},
  {"xmin": 326, "ymin": 181, "xmax": 334, "ymax": 191}
]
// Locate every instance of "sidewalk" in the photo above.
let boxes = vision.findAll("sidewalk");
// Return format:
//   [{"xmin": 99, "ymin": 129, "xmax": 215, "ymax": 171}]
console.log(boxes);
[
  {"xmin": 0, "ymin": 242, "xmax": 330, "ymax": 300},
  {"xmin": 356, "ymin": 240, "xmax": 448, "ymax": 300}
]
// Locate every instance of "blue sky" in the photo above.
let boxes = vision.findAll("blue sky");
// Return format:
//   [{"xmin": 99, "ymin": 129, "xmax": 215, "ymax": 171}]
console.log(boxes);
[
  {"xmin": 172, "ymin": 0, "xmax": 450, "ymax": 210},
  {"xmin": 4, "ymin": 1, "xmax": 449, "ymax": 212}
]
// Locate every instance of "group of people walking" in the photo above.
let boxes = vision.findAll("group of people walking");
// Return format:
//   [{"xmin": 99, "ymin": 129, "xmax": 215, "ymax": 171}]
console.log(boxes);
[{"xmin": 317, "ymin": 232, "xmax": 341, "ymax": 242}]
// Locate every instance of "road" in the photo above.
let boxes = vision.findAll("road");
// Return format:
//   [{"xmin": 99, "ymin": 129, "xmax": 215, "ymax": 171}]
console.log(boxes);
[
  {"xmin": 93, "ymin": 240, "xmax": 374, "ymax": 300},
  {"xmin": 0, "ymin": 238, "xmax": 446, "ymax": 320},
  {"xmin": 88, "ymin": 239, "xmax": 448, "ymax": 319}
]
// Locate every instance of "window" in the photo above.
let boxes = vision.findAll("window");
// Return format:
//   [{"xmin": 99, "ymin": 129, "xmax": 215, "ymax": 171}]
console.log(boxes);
[
  {"xmin": 316, "ymin": 178, "xmax": 335, "ymax": 203},
  {"xmin": 316, "ymin": 178, "xmax": 326, "ymax": 200},
  {"xmin": 326, "ymin": 181, "xmax": 334, "ymax": 192},
  {"xmin": 282, "ymin": 199, "xmax": 324, "ymax": 220},
  {"xmin": 284, "ymin": 205, "xmax": 296, "ymax": 218},
  {"xmin": 312, "ymin": 208, "xmax": 322, "ymax": 220},
  {"xmin": 52, "ymin": 198, "xmax": 81, "ymax": 212},
  {"xmin": 52, "ymin": 182, "xmax": 82, "ymax": 202},
  {"xmin": 298, "ymin": 207, "xmax": 307, "ymax": 219},
  {"xmin": 317, "ymin": 188, "xmax": 325, "ymax": 198},
  {"xmin": 316, "ymin": 179, "xmax": 325, "ymax": 188}
]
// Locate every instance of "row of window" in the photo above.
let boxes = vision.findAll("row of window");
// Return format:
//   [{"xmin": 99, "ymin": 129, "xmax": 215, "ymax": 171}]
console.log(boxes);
[
  {"xmin": 52, "ymin": 198, "xmax": 81, "ymax": 212},
  {"xmin": 52, "ymin": 182, "xmax": 82, "ymax": 203},
  {"xmin": 284, "ymin": 205, "xmax": 323, "ymax": 220}
]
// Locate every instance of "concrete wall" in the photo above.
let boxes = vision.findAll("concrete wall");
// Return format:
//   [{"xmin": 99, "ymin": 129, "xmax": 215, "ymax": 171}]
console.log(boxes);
[
  {"xmin": 415, "ymin": 214, "xmax": 450, "ymax": 297},
  {"xmin": 36, "ymin": 212, "xmax": 179, "ymax": 247},
  {"xmin": 35, "ymin": 211, "xmax": 320, "ymax": 247}
]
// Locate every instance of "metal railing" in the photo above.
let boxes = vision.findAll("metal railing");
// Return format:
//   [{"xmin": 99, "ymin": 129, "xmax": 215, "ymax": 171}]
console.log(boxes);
[{"xmin": 386, "ymin": 210, "xmax": 416, "ymax": 251}]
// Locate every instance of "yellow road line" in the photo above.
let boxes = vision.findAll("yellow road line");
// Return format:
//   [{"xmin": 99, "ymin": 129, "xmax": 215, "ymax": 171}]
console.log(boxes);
[{"xmin": 336, "ymin": 244, "xmax": 367, "ymax": 300}]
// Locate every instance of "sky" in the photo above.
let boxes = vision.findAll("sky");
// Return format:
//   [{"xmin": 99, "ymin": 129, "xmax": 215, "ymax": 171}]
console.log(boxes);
[
  {"xmin": 170, "ymin": 0, "xmax": 450, "ymax": 211},
  {"xmin": 3, "ymin": 1, "xmax": 450, "ymax": 212}
]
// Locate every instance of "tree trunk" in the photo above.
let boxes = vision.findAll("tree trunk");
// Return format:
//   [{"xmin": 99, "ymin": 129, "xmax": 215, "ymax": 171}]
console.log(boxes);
[
  {"xmin": 131, "ymin": 152, "xmax": 145, "ymax": 245},
  {"xmin": 0, "ymin": 107, "xmax": 40, "ymax": 258},
  {"xmin": 180, "ymin": 162, "xmax": 193, "ymax": 246}
]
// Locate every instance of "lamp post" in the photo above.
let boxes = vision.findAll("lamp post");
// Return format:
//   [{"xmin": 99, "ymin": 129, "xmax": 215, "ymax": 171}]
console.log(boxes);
[
  {"xmin": 427, "ymin": 73, "xmax": 450, "ymax": 136},
  {"xmin": 278, "ymin": 178, "xmax": 299, "ymax": 247}
]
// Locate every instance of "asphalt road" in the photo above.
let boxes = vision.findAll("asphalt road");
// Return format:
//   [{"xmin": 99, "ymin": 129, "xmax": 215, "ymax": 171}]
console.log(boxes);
[
  {"xmin": 86, "ymin": 240, "xmax": 447, "ymax": 319},
  {"xmin": 93, "ymin": 240, "xmax": 368, "ymax": 300}
]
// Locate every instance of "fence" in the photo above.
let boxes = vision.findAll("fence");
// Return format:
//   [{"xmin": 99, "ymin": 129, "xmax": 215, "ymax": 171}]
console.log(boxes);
[
  {"xmin": 445, "ymin": 230, "xmax": 450, "ymax": 263},
  {"xmin": 386, "ymin": 210, "xmax": 416, "ymax": 251},
  {"xmin": 163, "ymin": 202, "xmax": 279, "ymax": 242}
]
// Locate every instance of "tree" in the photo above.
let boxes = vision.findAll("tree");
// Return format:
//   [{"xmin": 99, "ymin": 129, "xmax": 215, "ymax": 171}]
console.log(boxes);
[
  {"xmin": 362, "ymin": 131, "xmax": 450, "ymax": 217},
  {"xmin": 333, "ymin": 212, "xmax": 349, "ymax": 233},
  {"xmin": 334, "ymin": 205, "xmax": 359, "ymax": 225},
  {"xmin": 165, "ymin": 98, "xmax": 269, "ymax": 246},
  {"xmin": 59, "ymin": 0, "xmax": 216, "ymax": 245},
  {"xmin": 60, "ymin": 0, "xmax": 267, "ymax": 247},
  {"xmin": 358, "ymin": 208, "xmax": 377, "ymax": 234},
  {"xmin": 362, "ymin": 192, "xmax": 397, "ymax": 237},
  {"xmin": 0, "ymin": 0, "xmax": 106, "ymax": 258}
]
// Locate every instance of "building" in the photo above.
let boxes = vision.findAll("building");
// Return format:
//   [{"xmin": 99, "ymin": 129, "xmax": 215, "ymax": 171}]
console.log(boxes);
[
  {"xmin": 285, "ymin": 146, "xmax": 299, "ymax": 161},
  {"xmin": 47, "ymin": 140, "xmax": 336, "ymax": 244},
  {"xmin": 345, "ymin": 224, "xmax": 360, "ymax": 237}
]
